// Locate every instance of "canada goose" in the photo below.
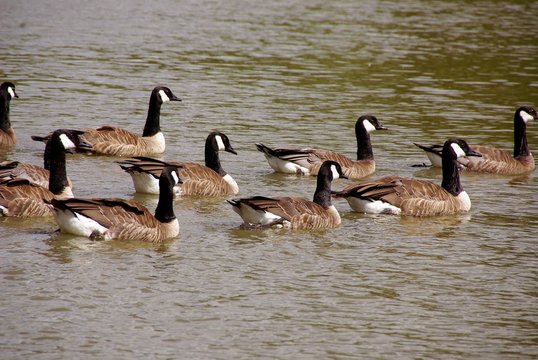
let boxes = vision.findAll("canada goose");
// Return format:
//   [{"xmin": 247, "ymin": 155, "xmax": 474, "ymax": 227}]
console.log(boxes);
[
  {"xmin": 0, "ymin": 82, "xmax": 19, "ymax": 148},
  {"xmin": 256, "ymin": 114, "xmax": 387, "ymax": 179},
  {"xmin": 0, "ymin": 130, "xmax": 88, "ymax": 217},
  {"xmin": 333, "ymin": 139, "xmax": 481, "ymax": 217},
  {"xmin": 49, "ymin": 166, "xmax": 180, "ymax": 242},
  {"xmin": 227, "ymin": 160, "xmax": 347, "ymax": 229},
  {"xmin": 0, "ymin": 129, "xmax": 91, "ymax": 188},
  {"xmin": 414, "ymin": 106, "xmax": 537, "ymax": 175},
  {"xmin": 32, "ymin": 86, "xmax": 181, "ymax": 157},
  {"xmin": 118, "ymin": 131, "xmax": 238, "ymax": 196}
]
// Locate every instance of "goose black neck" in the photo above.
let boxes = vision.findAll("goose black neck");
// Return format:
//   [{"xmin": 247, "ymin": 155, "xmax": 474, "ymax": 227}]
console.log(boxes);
[
  {"xmin": 142, "ymin": 93, "xmax": 162, "ymax": 137},
  {"xmin": 441, "ymin": 153, "xmax": 463, "ymax": 196},
  {"xmin": 313, "ymin": 171, "xmax": 333, "ymax": 208},
  {"xmin": 355, "ymin": 125, "xmax": 374, "ymax": 160},
  {"xmin": 43, "ymin": 139, "xmax": 54, "ymax": 170},
  {"xmin": 155, "ymin": 176, "xmax": 176, "ymax": 222},
  {"xmin": 205, "ymin": 142, "xmax": 226, "ymax": 176},
  {"xmin": 47, "ymin": 140, "xmax": 70, "ymax": 195},
  {"xmin": 513, "ymin": 112, "xmax": 529, "ymax": 157},
  {"xmin": 0, "ymin": 91, "xmax": 11, "ymax": 132}
]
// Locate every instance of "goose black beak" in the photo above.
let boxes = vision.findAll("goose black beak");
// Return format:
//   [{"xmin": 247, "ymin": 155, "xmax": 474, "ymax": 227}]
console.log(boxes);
[
  {"xmin": 377, "ymin": 124, "xmax": 388, "ymax": 130},
  {"xmin": 466, "ymin": 148, "xmax": 482, "ymax": 157},
  {"xmin": 226, "ymin": 147, "xmax": 238, "ymax": 155},
  {"xmin": 77, "ymin": 140, "xmax": 93, "ymax": 152},
  {"xmin": 170, "ymin": 95, "xmax": 182, "ymax": 102}
]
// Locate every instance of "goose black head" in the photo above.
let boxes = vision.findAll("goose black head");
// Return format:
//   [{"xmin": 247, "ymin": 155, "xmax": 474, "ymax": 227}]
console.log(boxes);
[
  {"xmin": 208, "ymin": 131, "xmax": 237, "ymax": 155},
  {"xmin": 516, "ymin": 106, "xmax": 537, "ymax": 124},
  {"xmin": 1, "ymin": 82, "xmax": 18, "ymax": 100},
  {"xmin": 319, "ymin": 160, "xmax": 348, "ymax": 181},
  {"xmin": 152, "ymin": 86, "xmax": 182, "ymax": 104},
  {"xmin": 443, "ymin": 138, "xmax": 482, "ymax": 160},
  {"xmin": 357, "ymin": 114, "xmax": 387, "ymax": 133}
]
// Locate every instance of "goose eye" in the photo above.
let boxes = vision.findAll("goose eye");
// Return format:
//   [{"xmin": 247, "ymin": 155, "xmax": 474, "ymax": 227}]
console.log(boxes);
[{"xmin": 159, "ymin": 90, "xmax": 170, "ymax": 102}]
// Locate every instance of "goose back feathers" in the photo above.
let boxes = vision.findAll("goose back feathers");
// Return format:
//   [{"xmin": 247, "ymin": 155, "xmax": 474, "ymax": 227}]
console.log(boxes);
[
  {"xmin": 414, "ymin": 106, "xmax": 537, "ymax": 175},
  {"xmin": 118, "ymin": 131, "xmax": 238, "ymax": 196},
  {"xmin": 32, "ymin": 86, "xmax": 181, "ymax": 157},
  {"xmin": 334, "ymin": 139, "xmax": 481, "ymax": 216},
  {"xmin": 0, "ymin": 82, "xmax": 18, "ymax": 148},
  {"xmin": 49, "ymin": 166, "xmax": 180, "ymax": 242},
  {"xmin": 256, "ymin": 115, "xmax": 386, "ymax": 179},
  {"xmin": 228, "ymin": 160, "xmax": 347, "ymax": 229}
]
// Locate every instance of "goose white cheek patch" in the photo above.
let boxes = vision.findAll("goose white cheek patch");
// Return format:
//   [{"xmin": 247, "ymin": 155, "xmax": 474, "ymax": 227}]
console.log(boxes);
[
  {"xmin": 159, "ymin": 90, "xmax": 170, "ymax": 102},
  {"xmin": 8, "ymin": 87, "xmax": 15, "ymax": 99},
  {"xmin": 330, "ymin": 165, "xmax": 340, "ymax": 179},
  {"xmin": 363, "ymin": 119, "xmax": 377, "ymax": 133},
  {"xmin": 59, "ymin": 134, "xmax": 77, "ymax": 150},
  {"xmin": 171, "ymin": 171, "xmax": 180, "ymax": 185},
  {"xmin": 215, "ymin": 135, "xmax": 225, "ymax": 151},
  {"xmin": 451, "ymin": 143, "xmax": 466, "ymax": 158},
  {"xmin": 520, "ymin": 110, "xmax": 534, "ymax": 123}
]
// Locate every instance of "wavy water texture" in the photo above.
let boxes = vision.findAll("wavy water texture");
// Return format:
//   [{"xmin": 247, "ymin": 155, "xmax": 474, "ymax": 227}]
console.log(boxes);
[{"xmin": 1, "ymin": 0, "xmax": 538, "ymax": 359}]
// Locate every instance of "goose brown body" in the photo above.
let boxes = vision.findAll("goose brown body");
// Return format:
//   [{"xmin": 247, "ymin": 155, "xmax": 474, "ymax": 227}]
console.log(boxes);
[
  {"xmin": 229, "ymin": 195, "xmax": 342, "ymax": 230},
  {"xmin": 334, "ymin": 139, "xmax": 481, "ymax": 217},
  {"xmin": 50, "ymin": 167, "xmax": 180, "ymax": 242},
  {"xmin": 336, "ymin": 176, "xmax": 469, "ymax": 217},
  {"xmin": 256, "ymin": 115, "xmax": 386, "ymax": 179},
  {"xmin": 228, "ymin": 160, "xmax": 346, "ymax": 229},
  {"xmin": 414, "ymin": 107, "xmax": 537, "ymax": 175},
  {"xmin": 50, "ymin": 197, "xmax": 179, "ymax": 242},
  {"xmin": 32, "ymin": 86, "xmax": 181, "ymax": 157},
  {"xmin": 77, "ymin": 126, "xmax": 166, "ymax": 157},
  {"xmin": 458, "ymin": 144, "xmax": 534, "ymax": 175},
  {"xmin": 118, "ymin": 132, "xmax": 238, "ymax": 196}
]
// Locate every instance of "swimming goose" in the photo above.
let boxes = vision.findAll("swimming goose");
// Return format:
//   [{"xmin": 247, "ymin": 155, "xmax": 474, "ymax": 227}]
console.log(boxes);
[
  {"xmin": 32, "ymin": 86, "xmax": 181, "ymax": 157},
  {"xmin": 118, "ymin": 131, "xmax": 238, "ymax": 196},
  {"xmin": 414, "ymin": 106, "xmax": 537, "ymax": 175},
  {"xmin": 0, "ymin": 129, "xmax": 91, "ymax": 188},
  {"xmin": 256, "ymin": 114, "xmax": 387, "ymax": 179},
  {"xmin": 0, "ymin": 130, "xmax": 88, "ymax": 217},
  {"xmin": 227, "ymin": 160, "xmax": 347, "ymax": 229},
  {"xmin": 333, "ymin": 139, "xmax": 481, "ymax": 216},
  {"xmin": 0, "ymin": 82, "xmax": 19, "ymax": 148},
  {"xmin": 49, "ymin": 166, "xmax": 180, "ymax": 242}
]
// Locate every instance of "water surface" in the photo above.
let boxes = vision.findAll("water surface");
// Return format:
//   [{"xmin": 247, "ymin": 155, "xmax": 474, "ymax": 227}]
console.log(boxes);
[{"xmin": 1, "ymin": 0, "xmax": 538, "ymax": 358}]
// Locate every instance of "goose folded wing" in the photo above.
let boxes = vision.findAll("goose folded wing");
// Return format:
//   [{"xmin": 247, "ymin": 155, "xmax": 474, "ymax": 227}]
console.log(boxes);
[
  {"xmin": 239, "ymin": 196, "xmax": 305, "ymax": 220},
  {"xmin": 0, "ymin": 162, "xmax": 49, "ymax": 187},
  {"xmin": 307, "ymin": 149, "xmax": 355, "ymax": 167},
  {"xmin": 176, "ymin": 163, "xmax": 231, "ymax": 195},
  {"xmin": 51, "ymin": 198, "xmax": 158, "ymax": 228},
  {"xmin": 0, "ymin": 179, "xmax": 54, "ymax": 200},
  {"xmin": 83, "ymin": 126, "xmax": 140, "ymax": 145},
  {"xmin": 118, "ymin": 157, "xmax": 182, "ymax": 178}
]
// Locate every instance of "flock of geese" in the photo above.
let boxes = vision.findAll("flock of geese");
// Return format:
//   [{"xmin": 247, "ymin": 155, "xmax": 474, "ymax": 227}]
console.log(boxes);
[{"xmin": 1, "ymin": 82, "xmax": 537, "ymax": 242}]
